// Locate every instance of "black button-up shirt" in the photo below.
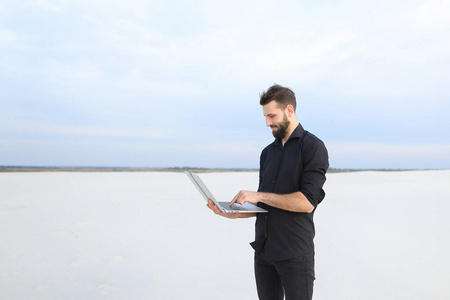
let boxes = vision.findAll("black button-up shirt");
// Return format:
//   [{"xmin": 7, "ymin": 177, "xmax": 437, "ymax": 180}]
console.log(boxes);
[{"xmin": 254, "ymin": 123, "xmax": 329, "ymax": 260}]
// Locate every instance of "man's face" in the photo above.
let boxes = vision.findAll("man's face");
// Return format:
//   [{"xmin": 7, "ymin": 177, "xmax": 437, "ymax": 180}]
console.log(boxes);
[{"xmin": 263, "ymin": 101, "xmax": 290, "ymax": 140}]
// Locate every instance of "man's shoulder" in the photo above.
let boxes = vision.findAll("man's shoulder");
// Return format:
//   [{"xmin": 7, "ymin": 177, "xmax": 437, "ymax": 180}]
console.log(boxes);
[
  {"xmin": 302, "ymin": 131, "xmax": 326, "ymax": 148},
  {"xmin": 301, "ymin": 131, "xmax": 328, "ymax": 164},
  {"xmin": 259, "ymin": 140, "xmax": 279, "ymax": 160},
  {"xmin": 261, "ymin": 139, "xmax": 278, "ymax": 151}
]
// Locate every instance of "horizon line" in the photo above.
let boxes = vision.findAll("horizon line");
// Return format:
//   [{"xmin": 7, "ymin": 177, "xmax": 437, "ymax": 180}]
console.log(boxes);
[{"xmin": 1, "ymin": 165, "xmax": 448, "ymax": 173}]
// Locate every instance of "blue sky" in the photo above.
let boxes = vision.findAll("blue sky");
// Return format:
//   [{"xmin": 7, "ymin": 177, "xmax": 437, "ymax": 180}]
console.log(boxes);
[{"xmin": 1, "ymin": 0, "xmax": 449, "ymax": 169}]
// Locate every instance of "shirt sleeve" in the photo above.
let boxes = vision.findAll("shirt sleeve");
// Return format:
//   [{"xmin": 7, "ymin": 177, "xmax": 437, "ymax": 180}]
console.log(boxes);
[
  {"xmin": 300, "ymin": 135, "xmax": 329, "ymax": 207},
  {"xmin": 258, "ymin": 148, "xmax": 266, "ymax": 192}
]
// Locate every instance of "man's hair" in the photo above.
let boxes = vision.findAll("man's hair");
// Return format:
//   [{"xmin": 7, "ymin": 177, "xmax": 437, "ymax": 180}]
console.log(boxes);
[{"xmin": 259, "ymin": 84, "xmax": 296, "ymax": 111}]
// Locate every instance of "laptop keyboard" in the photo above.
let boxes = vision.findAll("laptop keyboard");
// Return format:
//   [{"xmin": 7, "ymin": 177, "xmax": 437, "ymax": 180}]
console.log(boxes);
[{"xmin": 219, "ymin": 202, "xmax": 245, "ymax": 211}]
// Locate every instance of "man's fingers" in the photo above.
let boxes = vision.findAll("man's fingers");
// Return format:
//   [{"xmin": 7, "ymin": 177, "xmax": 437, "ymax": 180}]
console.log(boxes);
[
  {"xmin": 230, "ymin": 194, "xmax": 239, "ymax": 206},
  {"xmin": 207, "ymin": 199, "xmax": 223, "ymax": 215},
  {"xmin": 207, "ymin": 199, "xmax": 217, "ymax": 209},
  {"xmin": 231, "ymin": 191, "xmax": 246, "ymax": 206},
  {"xmin": 207, "ymin": 199, "xmax": 215, "ymax": 210}
]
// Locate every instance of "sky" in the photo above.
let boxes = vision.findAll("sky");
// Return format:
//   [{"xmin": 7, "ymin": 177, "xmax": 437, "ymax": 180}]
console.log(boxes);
[{"xmin": 1, "ymin": 0, "xmax": 449, "ymax": 169}]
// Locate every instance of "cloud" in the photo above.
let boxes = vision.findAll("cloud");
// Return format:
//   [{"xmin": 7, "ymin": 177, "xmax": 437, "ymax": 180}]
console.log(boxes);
[
  {"xmin": 41, "ymin": 60, "xmax": 104, "ymax": 84},
  {"xmin": 34, "ymin": 0, "xmax": 64, "ymax": 13},
  {"xmin": 0, "ymin": 29, "xmax": 32, "ymax": 52},
  {"xmin": 0, "ymin": 29, "xmax": 18, "ymax": 44},
  {"xmin": 1, "ymin": 119, "xmax": 172, "ymax": 140},
  {"xmin": 1, "ymin": 0, "xmax": 449, "ymax": 168},
  {"xmin": 329, "ymin": 142, "xmax": 450, "ymax": 169},
  {"xmin": 369, "ymin": 0, "xmax": 450, "ymax": 62},
  {"xmin": 386, "ymin": 0, "xmax": 450, "ymax": 33}
]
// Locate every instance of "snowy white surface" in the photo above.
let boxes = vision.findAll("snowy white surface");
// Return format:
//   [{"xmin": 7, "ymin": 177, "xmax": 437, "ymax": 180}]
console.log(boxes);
[{"xmin": 1, "ymin": 170, "xmax": 449, "ymax": 299}]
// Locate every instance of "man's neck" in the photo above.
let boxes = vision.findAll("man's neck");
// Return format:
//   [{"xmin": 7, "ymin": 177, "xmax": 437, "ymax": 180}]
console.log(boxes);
[{"xmin": 282, "ymin": 121, "xmax": 300, "ymax": 142}]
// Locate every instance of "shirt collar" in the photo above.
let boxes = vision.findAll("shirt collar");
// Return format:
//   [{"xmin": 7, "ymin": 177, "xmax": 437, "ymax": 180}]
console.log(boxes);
[{"xmin": 274, "ymin": 123, "xmax": 305, "ymax": 147}]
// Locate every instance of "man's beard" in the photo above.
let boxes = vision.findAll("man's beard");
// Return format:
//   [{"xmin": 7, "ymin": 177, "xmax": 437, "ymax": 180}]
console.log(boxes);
[{"xmin": 271, "ymin": 113, "xmax": 290, "ymax": 140}]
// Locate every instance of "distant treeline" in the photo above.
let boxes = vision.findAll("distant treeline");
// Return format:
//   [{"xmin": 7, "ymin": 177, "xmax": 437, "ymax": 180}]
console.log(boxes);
[
  {"xmin": 0, "ymin": 166, "xmax": 434, "ymax": 173},
  {"xmin": 0, "ymin": 166, "xmax": 252, "ymax": 172}
]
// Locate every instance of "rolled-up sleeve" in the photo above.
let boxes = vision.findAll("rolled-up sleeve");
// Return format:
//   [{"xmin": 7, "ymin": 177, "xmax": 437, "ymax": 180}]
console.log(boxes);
[{"xmin": 300, "ymin": 136, "xmax": 329, "ymax": 207}]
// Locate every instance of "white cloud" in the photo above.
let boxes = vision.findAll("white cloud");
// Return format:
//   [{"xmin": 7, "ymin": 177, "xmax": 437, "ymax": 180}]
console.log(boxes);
[
  {"xmin": 394, "ymin": 0, "xmax": 450, "ymax": 33},
  {"xmin": 1, "ymin": 0, "xmax": 449, "ymax": 168},
  {"xmin": 0, "ymin": 29, "xmax": 17, "ymax": 44},
  {"xmin": 372, "ymin": 0, "xmax": 450, "ymax": 62},
  {"xmin": 0, "ymin": 29, "xmax": 32, "ymax": 51},
  {"xmin": 1, "ymin": 120, "xmax": 172, "ymax": 140},
  {"xmin": 41, "ymin": 60, "xmax": 104, "ymax": 84},
  {"xmin": 34, "ymin": 0, "xmax": 64, "ymax": 13},
  {"xmin": 250, "ymin": 30, "xmax": 357, "ymax": 79},
  {"xmin": 329, "ymin": 142, "xmax": 450, "ymax": 169}
]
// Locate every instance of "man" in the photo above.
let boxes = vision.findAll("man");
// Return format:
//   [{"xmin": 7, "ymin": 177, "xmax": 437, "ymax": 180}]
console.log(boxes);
[{"xmin": 207, "ymin": 84, "xmax": 329, "ymax": 300}]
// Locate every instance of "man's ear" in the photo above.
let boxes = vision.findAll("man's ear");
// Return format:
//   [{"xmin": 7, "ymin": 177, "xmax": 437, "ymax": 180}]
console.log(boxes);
[{"xmin": 286, "ymin": 104, "xmax": 295, "ymax": 117}]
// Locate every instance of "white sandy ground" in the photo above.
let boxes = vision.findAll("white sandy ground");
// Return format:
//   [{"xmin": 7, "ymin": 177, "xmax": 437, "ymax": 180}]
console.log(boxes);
[{"xmin": 1, "ymin": 170, "xmax": 449, "ymax": 299}]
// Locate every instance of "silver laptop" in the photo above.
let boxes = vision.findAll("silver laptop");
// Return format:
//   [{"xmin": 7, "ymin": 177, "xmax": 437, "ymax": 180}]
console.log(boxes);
[{"xmin": 185, "ymin": 171, "xmax": 267, "ymax": 213}]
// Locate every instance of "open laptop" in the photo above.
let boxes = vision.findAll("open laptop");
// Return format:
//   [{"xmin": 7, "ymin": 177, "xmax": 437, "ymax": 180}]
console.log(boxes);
[{"xmin": 185, "ymin": 171, "xmax": 267, "ymax": 213}]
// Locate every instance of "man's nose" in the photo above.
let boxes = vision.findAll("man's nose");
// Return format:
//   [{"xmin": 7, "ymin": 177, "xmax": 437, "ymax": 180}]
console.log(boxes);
[{"xmin": 266, "ymin": 118, "xmax": 273, "ymax": 127}]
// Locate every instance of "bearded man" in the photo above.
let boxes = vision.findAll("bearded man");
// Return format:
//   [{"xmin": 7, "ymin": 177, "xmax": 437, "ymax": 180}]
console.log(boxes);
[{"xmin": 208, "ymin": 84, "xmax": 329, "ymax": 300}]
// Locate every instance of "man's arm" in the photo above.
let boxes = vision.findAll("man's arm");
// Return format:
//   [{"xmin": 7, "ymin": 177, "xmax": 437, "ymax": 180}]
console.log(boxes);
[
  {"xmin": 206, "ymin": 199, "xmax": 256, "ymax": 219},
  {"xmin": 230, "ymin": 190, "xmax": 315, "ymax": 213}
]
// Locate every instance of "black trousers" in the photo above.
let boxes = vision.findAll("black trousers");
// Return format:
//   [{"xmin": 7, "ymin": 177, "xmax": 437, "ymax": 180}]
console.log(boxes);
[{"xmin": 254, "ymin": 252, "xmax": 315, "ymax": 300}]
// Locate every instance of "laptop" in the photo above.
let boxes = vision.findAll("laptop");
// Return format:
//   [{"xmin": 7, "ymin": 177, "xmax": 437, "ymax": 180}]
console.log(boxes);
[{"xmin": 185, "ymin": 171, "xmax": 267, "ymax": 213}]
